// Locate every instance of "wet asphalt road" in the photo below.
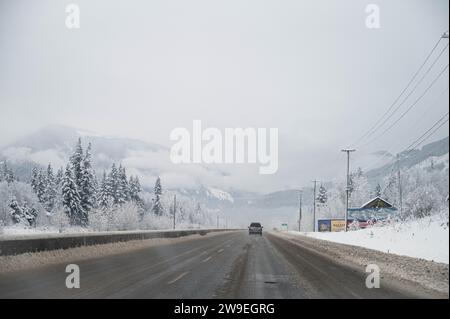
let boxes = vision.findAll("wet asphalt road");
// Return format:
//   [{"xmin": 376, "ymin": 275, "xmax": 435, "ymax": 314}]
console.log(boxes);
[{"xmin": 0, "ymin": 231, "xmax": 434, "ymax": 298}]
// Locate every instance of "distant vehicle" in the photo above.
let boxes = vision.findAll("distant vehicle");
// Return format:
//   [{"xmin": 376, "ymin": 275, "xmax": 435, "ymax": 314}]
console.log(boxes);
[{"xmin": 248, "ymin": 222, "xmax": 263, "ymax": 235}]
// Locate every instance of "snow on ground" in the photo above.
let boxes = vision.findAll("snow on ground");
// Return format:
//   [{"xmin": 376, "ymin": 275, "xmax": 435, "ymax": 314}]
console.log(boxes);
[{"xmin": 290, "ymin": 213, "xmax": 449, "ymax": 264}]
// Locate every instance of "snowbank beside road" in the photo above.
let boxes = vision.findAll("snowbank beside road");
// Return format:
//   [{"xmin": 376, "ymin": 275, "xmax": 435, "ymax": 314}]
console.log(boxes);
[{"xmin": 290, "ymin": 213, "xmax": 449, "ymax": 264}]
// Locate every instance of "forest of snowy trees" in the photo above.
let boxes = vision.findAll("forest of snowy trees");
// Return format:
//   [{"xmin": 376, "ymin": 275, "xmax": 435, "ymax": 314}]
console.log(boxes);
[
  {"xmin": 313, "ymin": 162, "xmax": 449, "ymax": 225},
  {"xmin": 0, "ymin": 139, "xmax": 215, "ymax": 233}
]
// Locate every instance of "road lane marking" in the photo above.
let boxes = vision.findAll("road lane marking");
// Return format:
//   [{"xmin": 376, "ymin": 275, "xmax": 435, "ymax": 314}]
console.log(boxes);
[
  {"xmin": 217, "ymin": 249, "xmax": 224, "ymax": 253},
  {"xmin": 167, "ymin": 271, "xmax": 189, "ymax": 285},
  {"xmin": 202, "ymin": 256, "xmax": 213, "ymax": 263}
]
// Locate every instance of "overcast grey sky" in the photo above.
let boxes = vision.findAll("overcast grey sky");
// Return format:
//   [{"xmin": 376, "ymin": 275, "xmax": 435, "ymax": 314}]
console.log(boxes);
[{"xmin": 0, "ymin": 0, "xmax": 448, "ymax": 192}]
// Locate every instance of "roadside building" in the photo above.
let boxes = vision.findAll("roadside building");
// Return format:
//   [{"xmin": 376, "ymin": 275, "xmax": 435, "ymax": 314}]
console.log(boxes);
[{"xmin": 348, "ymin": 196, "xmax": 397, "ymax": 228}]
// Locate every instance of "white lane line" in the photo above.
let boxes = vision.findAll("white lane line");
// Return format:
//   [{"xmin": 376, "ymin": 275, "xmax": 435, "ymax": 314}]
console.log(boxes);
[
  {"xmin": 202, "ymin": 256, "xmax": 213, "ymax": 263},
  {"xmin": 167, "ymin": 271, "xmax": 189, "ymax": 285},
  {"xmin": 217, "ymin": 248, "xmax": 224, "ymax": 253}
]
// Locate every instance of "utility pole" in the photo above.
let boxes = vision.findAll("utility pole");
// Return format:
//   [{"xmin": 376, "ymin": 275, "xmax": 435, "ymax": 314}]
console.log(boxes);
[
  {"xmin": 298, "ymin": 190, "xmax": 303, "ymax": 232},
  {"xmin": 397, "ymin": 154, "xmax": 403, "ymax": 216},
  {"xmin": 312, "ymin": 181, "xmax": 318, "ymax": 232},
  {"xmin": 173, "ymin": 194, "xmax": 177, "ymax": 230},
  {"xmin": 216, "ymin": 215, "xmax": 219, "ymax": 229},
  {"xmin": 341, "ymin": 149, "xmax": 356, "ymax": 232}
]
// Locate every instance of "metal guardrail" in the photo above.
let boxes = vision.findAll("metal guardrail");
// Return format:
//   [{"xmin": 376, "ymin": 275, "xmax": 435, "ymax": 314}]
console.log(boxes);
[{"xmin": 0, "ymin": 229, "xmax": 238, "ymax": 256}]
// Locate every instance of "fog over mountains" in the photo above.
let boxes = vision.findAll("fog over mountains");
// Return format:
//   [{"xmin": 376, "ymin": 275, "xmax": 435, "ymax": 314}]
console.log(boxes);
[{"xmin": 1, "ymin": 125, "xmax": 448, "ymax": 216}]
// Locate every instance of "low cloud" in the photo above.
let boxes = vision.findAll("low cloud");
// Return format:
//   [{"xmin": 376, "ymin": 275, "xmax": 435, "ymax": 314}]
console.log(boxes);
[{"xmin": 2, "ymin": 147, "xmax": 66, "ymax": 168}]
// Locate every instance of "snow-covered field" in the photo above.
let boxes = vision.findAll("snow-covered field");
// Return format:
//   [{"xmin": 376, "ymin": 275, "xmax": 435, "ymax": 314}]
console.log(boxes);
[{"xmin": 290, "ymin": 212, "xmax": 449, "ymax": 264}]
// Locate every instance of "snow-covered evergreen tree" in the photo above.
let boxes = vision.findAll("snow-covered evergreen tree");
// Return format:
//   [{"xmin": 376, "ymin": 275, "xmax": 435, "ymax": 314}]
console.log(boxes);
[
  {"xmin": 116, "ymin": 165, "xmax": 129, "ymax": 205},
  {"xmin": 129, "ymin": 175, "xmax": 143, "ymax": 205},
  {"xmin": 97, "ymin": 171, "xmax": 111, "ymax": 209},
  {"xmin": 62, "ymin": 164, "xmax": 85, "ymax": 226},
  {"xmin": 9, "ymin": 199, "xmax": 25, "ymax": 225},
  {"xmin": 22, "ymin": 201, "xmax": 38, "ymax": 227},
  {"xmin": 44, "ymin": 163, "xmax": 57, "ymax": 211},
  {"xmin": 80, "ymin": 143, "xmax": 96, "ymax": 214},
  {"xmin": 31, "ymin": 167, "xmax": 39, "ymax": 193},
  {"xmin": 36, "ymin": 169, "xmax": 46, "ymax": 203},
  {"xmin": 152, "ymin": 176, "xmax": 164, "ymax": 215},
  {"xmin": 317, "ymin": 185, "xmax": 328, "ymax": 205},
  {"xmin": 55, "ymin": 167, "xmax": 64, "ymax": 187},
  {"xmin": 1, "ymin": 162, "xmax": 15, "ymax": 184},
  {"xmin": 1, "ymin": 181, "xmax": 44, "ymax": 227},
  {"xmin": 70, "ymin": 138, "xmax": 84, "ymax": 190},
  {"xmin": 8, "ymin": 199, "xmax": 37, "ymax": 227},
  {"xmin": 107, "ymin": 163, "xmax": 119, "ymax": 204},
  {"xmin": 53, "ymin": 167, "xmax": 64, "ymax": 202}
]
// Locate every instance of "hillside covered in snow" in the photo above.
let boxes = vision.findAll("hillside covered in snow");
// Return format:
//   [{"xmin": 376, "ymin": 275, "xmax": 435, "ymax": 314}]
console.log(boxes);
[{"xmin": 292, "ymin": 211, "xmax": 449, "ymax": 264}]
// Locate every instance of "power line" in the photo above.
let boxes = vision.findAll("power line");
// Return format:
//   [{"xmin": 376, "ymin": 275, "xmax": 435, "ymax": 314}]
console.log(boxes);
[
  {"xmin": 361, "ymin": 62, "xmax": 449, "ymax": 147},
  {"xmin": 358, "ymin": 44, "xmax": 449, "ymax": 148},
  {"xmin": 403, "ymin": 112, "xmax": 449, "ymax": 154},
  {"xmin": 370, "ymin": 111, "xmax": 449, "ymax": 172},
  {"xmin": 360, "ymin": 42, "xmax": 449, "ymax": 143},
  {"xmin": 360, "ymin": 86, "xmax": 449, "ymax": 172},
  {"xmin": 358, "ymin": 42, "xmax": 449, "ymax": 148},
  {"xmin": 351, "ymin": 35, "xmax": 447, "ymax": 147},
  {"xmin": 387, "ymin": 113, "xmax": 449, "ymax": 178}
]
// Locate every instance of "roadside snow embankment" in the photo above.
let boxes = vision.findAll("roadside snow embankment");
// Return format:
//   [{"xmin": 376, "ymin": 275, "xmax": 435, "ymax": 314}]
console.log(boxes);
[{"xmin": 291, "ymin": 213, "xmax": 449, "ymax": 264}]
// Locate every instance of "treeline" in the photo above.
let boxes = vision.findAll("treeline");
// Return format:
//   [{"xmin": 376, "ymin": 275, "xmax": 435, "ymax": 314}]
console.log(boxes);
[
  {"xmin": 1, "ymin": 139, "xmax": 216, "ymax": 231},
  {"xmin": 24, "ymin": 139, "xmax": 144, "ymax": 227}
]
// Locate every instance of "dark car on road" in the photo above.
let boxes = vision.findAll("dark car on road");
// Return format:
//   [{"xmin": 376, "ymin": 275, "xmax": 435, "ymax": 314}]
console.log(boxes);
[{"xmin": 248, "ymin": 222, "xmax": 263, "ymax": 235}]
